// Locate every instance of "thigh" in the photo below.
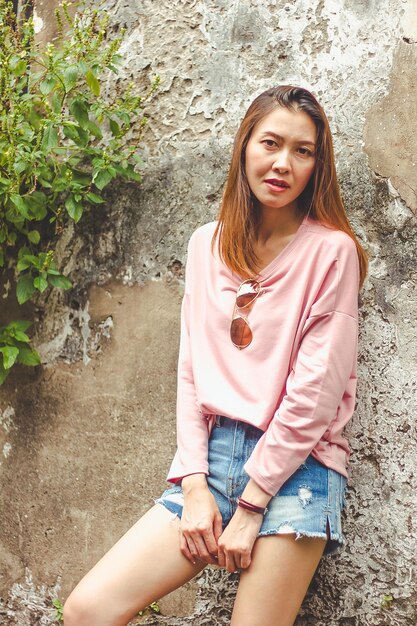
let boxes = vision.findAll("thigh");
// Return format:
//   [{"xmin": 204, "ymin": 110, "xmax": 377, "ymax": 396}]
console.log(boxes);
[
  {"xmin": 231, "ymin": 533, "xmax": 327, "ymax": 626},
  {"xmin": 64, "ymin": 504, "xmax": 205, "ymax": 626}
]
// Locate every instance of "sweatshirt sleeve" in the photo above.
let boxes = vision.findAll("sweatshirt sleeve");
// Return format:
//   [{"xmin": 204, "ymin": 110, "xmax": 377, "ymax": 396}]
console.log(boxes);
[
  {"xmin": 244, "ymin": 236, "xmax": 360, "ymax": 495},
  {"xmin": 166, "ymin": 232, "xmax": 210, "ymax": 484}
]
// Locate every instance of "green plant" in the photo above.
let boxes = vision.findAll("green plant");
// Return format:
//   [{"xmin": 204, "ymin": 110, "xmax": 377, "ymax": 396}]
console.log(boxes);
[
  {"xmin": 52, "ymin": 598, "xmax": 64, "ymax": 622},
  {"xmin": 0, "ymin": 0, "xmax": 159, "ymax": 384},
  {"xmin": 138, "ymin": 600, "xmax": 161, "ymax": 616},
  {"xmin": 381, "ymin": 594, "xmax": 394, "ymax": 609}
]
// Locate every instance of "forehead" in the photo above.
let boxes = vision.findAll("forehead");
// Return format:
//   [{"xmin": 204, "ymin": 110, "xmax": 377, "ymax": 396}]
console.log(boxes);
[{"xmin": 252, "ymin": 106, "xmax": 317, "ymax": 142}]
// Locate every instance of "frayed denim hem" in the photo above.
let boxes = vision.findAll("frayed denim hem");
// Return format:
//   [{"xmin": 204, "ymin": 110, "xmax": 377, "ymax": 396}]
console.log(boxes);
[
  {"xmin": 257, "ymin": 525, "xmax": 345, "ymax": 556},
  {"xmin": 154, "ymin": 495, "xmax": 183, "ymax": 520}
]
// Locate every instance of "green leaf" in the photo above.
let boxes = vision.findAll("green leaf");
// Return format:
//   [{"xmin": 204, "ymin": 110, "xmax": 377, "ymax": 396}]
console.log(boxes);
[
  {"xmin": 63, "ymin": 65, "xmax": 79, "ymax": 91},
  {"xmin": 63, "ymin": 124, "xmax": 80, "ymax": 142},
  {"xmin": 93, "ymin": 169, "xmax": 113, "ymax": 190},
  {"xmin": 13, "ymin": 60, "xmax": 27, "ymax": 76},
  {"xmin": 69, "ymin": 99, "xmax": 89, "ymax": 128},
  {"xmin": 27, "ymin": 230, "xmax": 40, "ymax": 244},
  {"xmin": 0, "ymin": 363, "xmax": 10, "ymax": 385},
  {"xmin": 85, "ymin": 120, "xmax": 102, "ymax": 139},
  {"xmin": 21, "ymin": 254, "xmax": 40, "ymax": 268},
  {"xmin": 7, "ymin": 231, "xmax": 17, "ymax": 245},
  {"xmin": 16, "ymin": 346, "xmax": 41, "ymax": 366},
  {"xmin": 10, "ymin": 320, "xmax": 32, "ymax": 332},
  {"xmin": 62, "ymin": 124, "xmax": 89, "ymax": 147},
  {"xmin": 14, "ymin": 160, "xmax": 30, "ymax": 175},
  {"xmin": 33, "ymin": 276, "xmax": 49, "ymax": 292},
  {"xmin": 51, "ymin": 91, "xmax": 62, "ymax": 114},
  {"xmin": 40, "ymin": 76, "xmax": 56, "ymax": 95},
  {"xmin": 109, "ymin": 119, "xmax": 120, "ymax": 136},
  {"xmin": 13, "ymin": 330, "xmax": 31, "ymax": 343},
  {"xmin": 118, "ymin": 111, "xmax": 131, "ymax": 125},
  {"xmin": 71, "ymin": 169, "xmax": 91, "ymax": 185},
  {"xmin": 65, "ymin": 196, "xmax": 83, "ymax": 222},
  {"xmin": 10, "ymin": 194, "xmax": 31, "ymax": 220},
  {"xmin": 123, "ymin": 164, "xmax": 142, "ymax": 182},
  {"xmin": 86, "ymin": 192, "xmax": 105, "ymax": 204},
  {"xmin": 78, "ymin": 60, "xmax": 88, "ymax": 74},
  {"xmin": 27, "ymin": 109, "xmax": 42, "ymax": 130},
  {"xmin": 48, "ymin": 274, "xmax": 72, "ymax": 290},
  {"xmin": 9, "ymin": 55, "xmax": 22, "ymax": 70},
  {"xmin": 16, "ymin": 273, "xmax": 36, "ymax": 304},
  {"xmin": 0, "ymin": 248, "xmax": 4, "ymax": 268},
  {"xmin": 18, "ymin": 246, "xmax": 31, "ymax": 260},
  {"xmin": 10, "ymin": 194, "xmax": 47, "ymax": 222},
  {"xmin": 85, "ymin": 69, "xmax": 100, "ymax": 97},
  {"xmin": 75, "ymin": 127, "xmax": 89, "ymax": 147},
  {"xmin": 41, "ymin": 125, "xmax": 59, "ymax": 151},
  {"xmin": 17, "ymin": 258, "xmax": 31, "ymax": 271},
  {"xmin": 0, "ymin": 346, "xmax": 19, "ymax": 369}
]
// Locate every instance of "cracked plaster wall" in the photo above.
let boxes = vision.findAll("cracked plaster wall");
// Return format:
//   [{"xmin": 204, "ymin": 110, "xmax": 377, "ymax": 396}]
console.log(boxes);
[{"xmin": 1, "ymin": 1, "xmax": 417, "ymax": 625}]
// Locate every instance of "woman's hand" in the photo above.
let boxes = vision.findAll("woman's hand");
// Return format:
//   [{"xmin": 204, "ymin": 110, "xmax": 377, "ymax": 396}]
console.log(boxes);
[
  {"xmin": 180, "ymin": 474, "xmax": 223, "ymax": 566},
  {"xmin": 217, "ymin": 507, "xmax": 263, "ymax": 572},
  {"xmin": 217, "ymin": 478, "xmax": 271, "ymax": 573}
]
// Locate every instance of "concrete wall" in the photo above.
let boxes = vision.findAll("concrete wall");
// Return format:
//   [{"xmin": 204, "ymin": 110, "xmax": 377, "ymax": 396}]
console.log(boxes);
[{"xmin": 1, "ymin": 1, "xmax": 416, "ymax": 624}]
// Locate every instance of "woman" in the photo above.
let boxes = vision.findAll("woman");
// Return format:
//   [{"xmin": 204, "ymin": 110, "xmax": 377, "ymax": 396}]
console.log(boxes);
[{"xmin": 64, "ymin": 85, "xmax": 367, "ymax": 626}]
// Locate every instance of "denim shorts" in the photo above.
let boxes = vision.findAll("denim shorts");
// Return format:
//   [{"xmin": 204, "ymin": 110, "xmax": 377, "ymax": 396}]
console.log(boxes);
[{"xmin": 156, "ymin": 415, "xmax": 348, "ymax": 556}]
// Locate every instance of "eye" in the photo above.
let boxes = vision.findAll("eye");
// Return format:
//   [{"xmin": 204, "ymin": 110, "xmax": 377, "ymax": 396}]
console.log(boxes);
[
  {"xmin": 297, "ymin": 147, "xmax": 314, "ymax": 157},
  {"xmin": 261, "ymin": 139, "xmax": 277, "ymax": 148}
]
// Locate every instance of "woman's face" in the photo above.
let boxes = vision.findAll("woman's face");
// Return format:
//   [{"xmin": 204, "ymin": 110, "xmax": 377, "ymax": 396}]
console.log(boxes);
[{"xmin": 244, "ymin": 106, "xmax": 317, "ymax": 215}]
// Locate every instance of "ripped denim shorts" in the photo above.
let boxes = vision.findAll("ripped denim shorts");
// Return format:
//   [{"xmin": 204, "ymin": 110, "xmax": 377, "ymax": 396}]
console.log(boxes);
[{"xmin": 156, "ymin": 415, "xmax": 348, "ymax": 556}]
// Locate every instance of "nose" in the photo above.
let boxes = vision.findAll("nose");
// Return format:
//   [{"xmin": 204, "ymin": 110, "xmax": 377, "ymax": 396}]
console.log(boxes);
[{"xmin": 272, "ymin": 148, "xmax": 290, "ymax": 173}]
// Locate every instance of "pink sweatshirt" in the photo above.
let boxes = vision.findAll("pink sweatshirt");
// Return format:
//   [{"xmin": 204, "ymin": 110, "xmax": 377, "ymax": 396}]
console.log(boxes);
[{"xmin": 167, "ymin": 214, "xmax": 360, "ymax": 496}]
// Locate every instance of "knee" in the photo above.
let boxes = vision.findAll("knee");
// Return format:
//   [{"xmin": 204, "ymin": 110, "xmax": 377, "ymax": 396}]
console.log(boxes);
[{"xmin": 63, "ymin": 590, "xmax": 100, "ymax": 626}]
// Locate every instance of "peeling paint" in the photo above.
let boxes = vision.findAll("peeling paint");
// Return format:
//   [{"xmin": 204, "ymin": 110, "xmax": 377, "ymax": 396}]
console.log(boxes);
[
  {"xmin": 1, "ymin": 278, "xmax": 11, "ymax": 299},
  {"xmin": 0, "ymin": 406, "xmax": 15, "ymax": 433},
  {"xmin": 78, "ymin": 300, "xmax": 92, "ymax": 366},
  {"xmin": 32, "ymin": 12, "xmax": 44, "ymax": 35},
  {"xmin": 402, "ymin": 0, "xmax": 417, "ymax": 42},
  {"xmin": 0, "ymin": 569, "xmax": 62, "ymax": 626}
]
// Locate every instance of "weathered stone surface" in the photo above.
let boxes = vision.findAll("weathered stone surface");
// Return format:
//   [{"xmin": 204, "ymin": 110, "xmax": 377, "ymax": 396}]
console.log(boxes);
[
  {"xmin": 0, "ymin": 280, "xmax": 185, "ymax": 622},
  {"xmin": 1, "ymin": 0, "xmax": 417, "ymax": 624},
  {"xmin": 364, "ymin": 40, "xmax": 417, "ymax": 215}
]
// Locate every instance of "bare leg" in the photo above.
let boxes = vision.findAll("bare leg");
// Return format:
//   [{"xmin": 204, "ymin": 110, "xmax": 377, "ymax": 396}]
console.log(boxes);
[
  {"xmin": 230, "ymin": 533, "xmax": 327, "ymax": 626},
  {"xmin": 63, "ymin": 504, "xmax": 205, "ymax": 626}
]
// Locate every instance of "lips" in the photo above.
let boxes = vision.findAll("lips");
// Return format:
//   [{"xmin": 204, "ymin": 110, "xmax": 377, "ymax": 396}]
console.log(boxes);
[{"xmin": 264, "ymin": 178, "xmax": 290, "ymax": 188}]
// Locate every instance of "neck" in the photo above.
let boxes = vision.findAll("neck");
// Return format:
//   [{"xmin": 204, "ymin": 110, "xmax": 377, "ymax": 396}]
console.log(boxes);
[{"xmin": 256, "ymin": 203, "xmax": 304, "ymax": 244}]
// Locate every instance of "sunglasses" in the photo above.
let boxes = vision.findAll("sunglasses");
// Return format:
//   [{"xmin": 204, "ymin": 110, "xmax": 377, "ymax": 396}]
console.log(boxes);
[{"xmin": 230, "ymin": 279, "xmax": 262, "ymax": 349}]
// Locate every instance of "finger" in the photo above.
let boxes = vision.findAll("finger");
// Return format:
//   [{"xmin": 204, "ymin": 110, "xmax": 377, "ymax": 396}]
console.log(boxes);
[
  {"xmin": 180, "ymin": 532, "xmax": 194, "ymax": 563},
  {"xmin": 184, "ymin": 533, "xmax": 200, "ymax": 563},
  {"xmin": 225, "ymin": 551, "xmax": 238, "ymax": 574},
  {"xmin": 234, "ymin": 553, "xmax": 242, "ymax": 570},
  {"xmin": 240, "ymin": 550, "xmax": 252, "ymax": 570},
  {"xmin": 217, "ymin": 547, "xmax": 226, "ymax": 568},
  {"xmin": 203, "ymin": 526, "xmax": 221, "ymax": 559},
  {"xmin": 213, "ymin": 513, "xmax": 223, "ymax": 544},
  {"xmin": 192, "ymin": 532, "xmax": 216, "ymax": 564}
]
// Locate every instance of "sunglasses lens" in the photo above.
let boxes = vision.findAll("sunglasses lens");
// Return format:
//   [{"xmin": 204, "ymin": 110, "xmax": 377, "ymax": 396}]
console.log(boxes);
[
  {"xmin": 236, "ymin": 279, "xmax": 260, "ymax": 308},
  {"xmin": 230, "ymin": 317, "xmax": 253, "ymax": 349}
]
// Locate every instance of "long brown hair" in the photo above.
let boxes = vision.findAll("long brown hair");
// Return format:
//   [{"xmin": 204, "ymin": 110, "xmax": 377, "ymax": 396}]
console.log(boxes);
[{"xmin": 211, "ymin": 85, "xmax": 368, "ymax": 288}]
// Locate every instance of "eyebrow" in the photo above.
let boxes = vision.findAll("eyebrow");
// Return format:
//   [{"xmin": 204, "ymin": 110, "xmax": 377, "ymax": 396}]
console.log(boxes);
[{"xmin": 259, "ymin": 131, "xmax": 316, "ymax": 147}]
